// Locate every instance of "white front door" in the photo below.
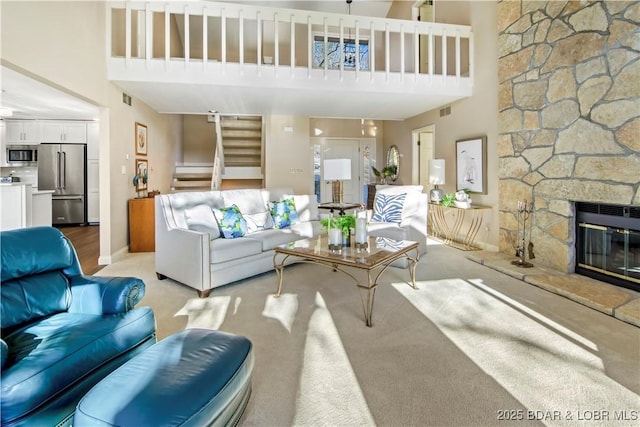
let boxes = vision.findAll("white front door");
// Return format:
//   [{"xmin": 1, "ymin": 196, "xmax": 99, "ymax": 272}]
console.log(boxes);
[
  {"xmin": 321, "ymin": 139, "xmax": 360, "ymax": 204},
  {"xmin": 311, "ymin": 137, "xmax": 376, "ymax": 205}
]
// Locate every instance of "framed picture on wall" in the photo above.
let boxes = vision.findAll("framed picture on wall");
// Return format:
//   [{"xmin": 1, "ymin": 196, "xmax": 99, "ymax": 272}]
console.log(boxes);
[
  {"xmin": 135, "ymin": 158, "xmax": 148, "ymax": 192},
  {"xmin": 456, "ymin": 136, "xmax": 487, "ymax": 194},
  {"xmin": 135, "ymin": 122, "xmax": 148, "ymax": 156}
]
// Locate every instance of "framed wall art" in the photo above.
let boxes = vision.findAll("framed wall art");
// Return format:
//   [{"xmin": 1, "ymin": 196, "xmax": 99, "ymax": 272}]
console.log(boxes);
[
  {"xmin": 135, "ymin": 158, "xmax": 148, "ymax": 192},
  {"xmin": 135, "ymin": 122, "xmax": 148, "ymax": 156},
  {"xmin": 455, "ymin": 136, "xmax": 487, "ymax": 194}
]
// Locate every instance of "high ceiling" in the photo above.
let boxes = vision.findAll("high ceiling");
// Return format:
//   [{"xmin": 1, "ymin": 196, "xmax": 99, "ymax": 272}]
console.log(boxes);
[{"xmin": 1, "ymin": 1, "xmax": 428, "ymax": 121}]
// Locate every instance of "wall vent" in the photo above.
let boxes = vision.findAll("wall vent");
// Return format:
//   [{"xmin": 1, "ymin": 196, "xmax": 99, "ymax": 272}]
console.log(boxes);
[
  {"xmin": 122, "ymin": 93, "xmax": 132, "ymax": 106},
  {"xmin": 439, "ymin": 106, "xmax": 451, "ymax": 117}
]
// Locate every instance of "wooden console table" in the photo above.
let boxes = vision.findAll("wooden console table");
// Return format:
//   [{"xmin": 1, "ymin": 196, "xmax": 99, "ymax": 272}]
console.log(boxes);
[{"xmin": 428, "ymin": 203, "xmax": 492, "ymax": 250}]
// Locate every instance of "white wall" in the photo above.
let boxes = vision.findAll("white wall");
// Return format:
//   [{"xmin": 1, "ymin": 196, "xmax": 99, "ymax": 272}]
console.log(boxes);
[
  {"xmin": 1, "ymin": 1, "xmax": 109, "ymax": 106},
  {"xmin": 183, "ymin": 115, "xmax": 215, "ymax": 163},
  {"xmin": 107, "ymin": 85, "xmax": 181, "ymax": 256},
  {"xmin": 264, "ymin": 115, "xmax": 312, "ymax": 194}
]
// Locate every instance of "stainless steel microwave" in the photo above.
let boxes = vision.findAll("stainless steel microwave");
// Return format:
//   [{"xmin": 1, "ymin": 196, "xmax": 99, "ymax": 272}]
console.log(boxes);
[{"xmin": 6, "ymin": 145, "xmax": 38, "ymax": 165}]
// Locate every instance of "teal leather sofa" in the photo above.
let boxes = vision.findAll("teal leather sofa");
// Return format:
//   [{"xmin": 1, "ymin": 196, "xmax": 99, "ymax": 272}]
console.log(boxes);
[{"xmin": 0, "ymin": 226, "xmax": 156, "ymax": 427}]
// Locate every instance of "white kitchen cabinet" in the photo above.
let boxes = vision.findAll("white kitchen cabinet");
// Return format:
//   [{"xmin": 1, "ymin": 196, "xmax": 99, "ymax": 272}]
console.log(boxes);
[
  {"xmin": 87, "ymin": 122, "xmax": 99, "ymax": 159},
  {"xmin": 0, "ymin": 184, "xmax": 53, "ymax": 230},
  {"xmin": 0, "ymin": 184, "xmax": 32, "ymax": 230},
  {"xmin": 41, "ymin": 121, "xmax": 87, "ymax": 143},
  {"xmin": 32, "ymin": 190, "xmax": 53, "ymax": 227},
  {"xmin": 5, "ymin": 120, "xmax": 41, "ymax": 144}
]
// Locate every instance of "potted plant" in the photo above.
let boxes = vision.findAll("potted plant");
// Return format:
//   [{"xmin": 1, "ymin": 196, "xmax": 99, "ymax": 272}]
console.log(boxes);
[
  {"xmin": 440, "ymin": 193, "xmax": 455, "ymax": 207},
  {"xmin": 371, "ymin": 165, "xmax": 397, "ymax": 184},
  {"xmin": 321, "ymin": 214, "xmax": 356, "ymax": 245}
]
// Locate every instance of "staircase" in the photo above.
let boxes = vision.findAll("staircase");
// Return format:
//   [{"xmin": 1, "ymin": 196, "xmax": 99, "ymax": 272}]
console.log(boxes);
[
  {"xmin": 171, "ymin": 115, "xmax": 263, "ymax": 193},
  {"xmin": 220, "ymin": 116, "xmax": 262, "ymax": 168},
  {"xmin": 171, "ymin": 165, "xmax": 213, "ymax": 192}
]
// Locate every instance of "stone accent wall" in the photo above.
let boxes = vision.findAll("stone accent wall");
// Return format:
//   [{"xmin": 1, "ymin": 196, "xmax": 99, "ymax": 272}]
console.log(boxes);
[{"xmin": 497, "ymin": 1, "xmax": 639, "ymax": 272}]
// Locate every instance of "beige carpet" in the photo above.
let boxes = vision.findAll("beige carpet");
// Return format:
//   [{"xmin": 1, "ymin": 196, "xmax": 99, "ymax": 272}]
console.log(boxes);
[{"xmin": 96, "ymin": 241, "xmax": 640, "ymax": 427}]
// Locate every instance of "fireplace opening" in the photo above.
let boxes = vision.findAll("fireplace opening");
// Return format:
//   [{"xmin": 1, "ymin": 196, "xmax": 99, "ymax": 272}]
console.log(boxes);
[{"xmin": 575, "ymin": 202, "xmax": 640, "ymax": 292}]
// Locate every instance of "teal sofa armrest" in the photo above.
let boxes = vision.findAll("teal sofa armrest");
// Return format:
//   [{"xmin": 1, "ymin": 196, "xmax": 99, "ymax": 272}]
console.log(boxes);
[
  {"xmin": 0, "ymin": 339, "xmax": 8, "ymax": 371},
  {"xmin": 68, "ymin": 275, "xmax": 146, "ymax": 315}
]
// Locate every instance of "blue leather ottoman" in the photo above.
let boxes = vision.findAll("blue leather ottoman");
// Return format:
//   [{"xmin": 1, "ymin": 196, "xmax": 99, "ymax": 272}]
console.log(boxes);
[{"xmin": 74, "ymin": 328, "xmax": 254, "ymax": 427}]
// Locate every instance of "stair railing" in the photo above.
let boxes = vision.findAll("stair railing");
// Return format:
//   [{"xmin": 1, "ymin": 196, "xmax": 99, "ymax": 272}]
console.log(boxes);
[
  {"xmin": 107, "ymin": 1, "xmax": 473, "ymax": 86},
  {"xmin": 211, "ymin": 112, "xmax": 224, "ymax": 190}
]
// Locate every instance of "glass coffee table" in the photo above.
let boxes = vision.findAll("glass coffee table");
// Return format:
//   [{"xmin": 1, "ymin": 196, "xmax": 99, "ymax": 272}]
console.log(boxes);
[{"xmin": 273, "ymin": 235, "xmax": 419, "ymax": 327}]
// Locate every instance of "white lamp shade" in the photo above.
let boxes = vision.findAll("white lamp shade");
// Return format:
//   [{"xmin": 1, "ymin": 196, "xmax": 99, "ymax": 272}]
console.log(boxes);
[
  {"xmin": 429, "ymin": 159, "xmax": 445, "ymax": 185},
  {"xmin": 324, "ymin": 158, "xmax": 352, "ymax": 181}
]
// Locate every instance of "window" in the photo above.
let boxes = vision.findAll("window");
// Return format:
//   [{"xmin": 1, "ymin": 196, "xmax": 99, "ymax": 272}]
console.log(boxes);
[{"xmin": 312, "ymin": 35, "xmax": 369, "ymax": 70}]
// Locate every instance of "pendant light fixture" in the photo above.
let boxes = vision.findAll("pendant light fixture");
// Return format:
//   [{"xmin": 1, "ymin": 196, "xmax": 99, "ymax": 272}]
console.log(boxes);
[{"xmin": 345, "ymin": 0, "xmax": 355, "ymax": 67}]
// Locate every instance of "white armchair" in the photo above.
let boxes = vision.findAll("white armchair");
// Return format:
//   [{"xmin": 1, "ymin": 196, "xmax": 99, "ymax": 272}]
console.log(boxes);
[{"xmin": 367, "ymin": 185, "xmax": 428, "ymax": 266}]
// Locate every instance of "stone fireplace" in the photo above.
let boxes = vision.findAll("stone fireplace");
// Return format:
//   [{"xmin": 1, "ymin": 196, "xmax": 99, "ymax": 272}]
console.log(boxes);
[
  {"xmin": 575, "ymin": 202, "xmax": 640, "ymax": 291},
  {"xmin": 497, "ymin": 1, "xmax": 639, "ymax": 279}
]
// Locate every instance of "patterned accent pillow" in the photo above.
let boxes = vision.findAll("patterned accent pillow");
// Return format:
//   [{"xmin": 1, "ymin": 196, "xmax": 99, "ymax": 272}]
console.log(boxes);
[
  {"xmin": 372, "ymin": 193, "xmax": 406, "ymax": 223},
  {"xmin": 270, "ymin": 198, "xmax": 298, "ymax": 229},
  {"xmin": 212, "ymin": 205, "xmax": 248, "ymax": 238},
  {"xmin": 284, "ymin": 197, "xmax": 299, "ymax": 224}
]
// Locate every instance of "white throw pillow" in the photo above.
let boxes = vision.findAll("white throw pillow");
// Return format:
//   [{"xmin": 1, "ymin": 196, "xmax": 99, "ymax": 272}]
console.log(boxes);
[
  {"xmin": 184, "ymin": 205, "xmax": 220, "ymax": 240},
  {"xmin": 244, "ymin": 210, "xmax": 274, "ymax": 233}
]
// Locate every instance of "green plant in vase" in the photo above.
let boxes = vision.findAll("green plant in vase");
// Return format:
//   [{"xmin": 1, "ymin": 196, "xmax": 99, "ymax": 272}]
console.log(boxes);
[
  {"xmin": 371, "ymin": 165, "xmax": 397, "ymax": 184},
  {"xmin": 321, "ymin": 215, "xmax": 356, "ymax": 236},
  {"xmin": 440, "ymin": 193, "xmax": 455, "ymax": 207}
]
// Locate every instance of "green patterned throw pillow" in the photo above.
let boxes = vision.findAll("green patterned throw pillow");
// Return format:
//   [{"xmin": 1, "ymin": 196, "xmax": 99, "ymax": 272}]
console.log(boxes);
[
  {"xmin": 213, "ymin": 205, "xmax": 248, "ymax": 238},
  {"xmin": 270, "ymin": 198, "xmax": 298, "ymax": 229}
]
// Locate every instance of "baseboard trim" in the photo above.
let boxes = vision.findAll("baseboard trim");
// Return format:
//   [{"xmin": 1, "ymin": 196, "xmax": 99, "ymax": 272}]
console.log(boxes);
[
  {"xmin": 477, "ymin": 242, "xmax": 499, "ymax": 252},
  {"xmin": 99, "ymin": 246, "xmax": 129, "ymax": 265}
]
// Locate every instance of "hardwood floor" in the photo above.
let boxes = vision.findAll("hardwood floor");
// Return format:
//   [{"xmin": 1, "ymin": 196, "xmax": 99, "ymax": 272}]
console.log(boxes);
[{"xmin": 58, "ymin": 225, "xmax": 102, "ymax": 275}]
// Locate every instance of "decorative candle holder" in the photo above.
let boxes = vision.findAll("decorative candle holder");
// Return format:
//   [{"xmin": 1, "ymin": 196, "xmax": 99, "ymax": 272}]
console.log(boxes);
[
  {"xmin": 511, "ymin": 199, "xmax": 534, "ymax": 268},
  {"xmin": 355, "ymin": 210, "xmax": 369, "ymax": 253},
  {"xmin": 354, "ymin": 241, "xmax": 369, "ymax": 252},
  {"xmin": 327, "ymin": 217, "xmax": 342, "ymax": 253}
]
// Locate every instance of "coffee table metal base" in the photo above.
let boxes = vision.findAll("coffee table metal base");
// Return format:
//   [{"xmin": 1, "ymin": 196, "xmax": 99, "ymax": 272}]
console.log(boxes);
[{"xmin": 273, "ymin": 250, "xmax": 418, "ymax": 327}]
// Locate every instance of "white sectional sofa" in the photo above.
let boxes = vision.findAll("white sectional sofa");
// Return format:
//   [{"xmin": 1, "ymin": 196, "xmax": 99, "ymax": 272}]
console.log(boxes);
[{"xmin": 155, "ymin": 187, "xmax": 323, "ymax": 297}]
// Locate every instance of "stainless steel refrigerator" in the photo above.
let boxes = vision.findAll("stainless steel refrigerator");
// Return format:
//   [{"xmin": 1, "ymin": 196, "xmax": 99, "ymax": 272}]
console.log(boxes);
[{"xmin": 38, "ymin": 143, "xmax": 87, "ymax": 225}]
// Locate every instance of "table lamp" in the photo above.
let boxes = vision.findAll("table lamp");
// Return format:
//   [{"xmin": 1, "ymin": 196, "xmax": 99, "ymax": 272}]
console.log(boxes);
[
  {"xmin": 429, "ymin": 159, "xmax": 445, "ymax": 203},
  {"xmin": 324, "ymin": 159, "xmax": 352, "ymax": 204}
]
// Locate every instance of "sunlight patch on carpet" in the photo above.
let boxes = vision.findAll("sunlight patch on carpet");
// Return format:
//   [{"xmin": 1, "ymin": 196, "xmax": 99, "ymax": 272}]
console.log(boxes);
[
  {"xmin": 174, "ymin": 296, "xmax": 230, "ymax": 330},
  {"xmin": 393, "ymin": 278, "xmax": 640, "ymax": 427},
  {"xmin": 293, "ymin": 292, "xmax": 375, "ymax": 427},
  {"xmin": 262, "ymin": 293, "xmax": 298, "ymax": 332}
]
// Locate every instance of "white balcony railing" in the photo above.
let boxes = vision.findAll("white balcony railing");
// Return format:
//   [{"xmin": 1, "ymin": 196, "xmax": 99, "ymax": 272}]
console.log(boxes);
[{"xmin": 107, "ymin": 1, "xmax": 473, "ymax": 118}]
